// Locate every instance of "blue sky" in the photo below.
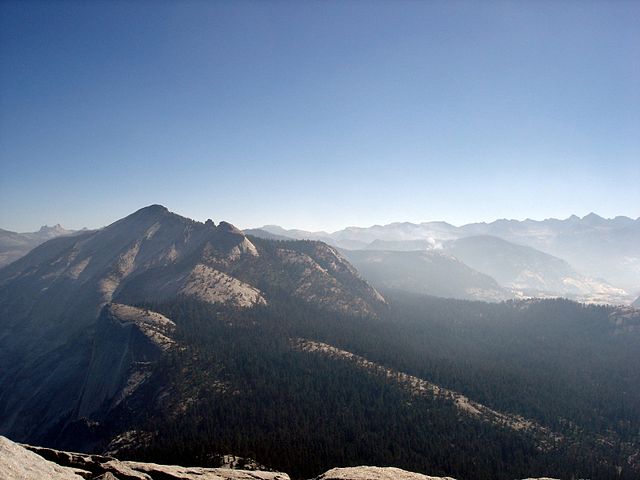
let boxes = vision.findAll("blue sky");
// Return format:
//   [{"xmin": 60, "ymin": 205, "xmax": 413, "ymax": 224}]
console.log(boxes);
[{"xmin": 1, "ymin": 1, "xmax": 639, "ymax": 232}]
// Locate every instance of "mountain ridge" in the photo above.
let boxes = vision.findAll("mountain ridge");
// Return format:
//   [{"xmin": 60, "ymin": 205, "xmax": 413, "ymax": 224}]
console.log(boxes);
[
  {"xmin": 0, "ymin": 206, "xmax": 638, "ymax": 478},
  {"xmin": 0, "ymin": 205, "xmax": 385, "ymax": 445},
  {"xmin": 258, "ymin": 213, "xmax": 639, "ymax": 238},
  {"xmin": 256, "ymin": 214, "xmax": 639, "ymax": 302}
]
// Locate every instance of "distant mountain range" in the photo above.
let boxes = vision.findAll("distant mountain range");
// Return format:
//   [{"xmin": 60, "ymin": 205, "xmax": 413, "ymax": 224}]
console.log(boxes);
[
  {"xmin": 1, "ymin": 206, "xmax": 639, "ymax": 479},
  {"xmin": 3, "ymin": 213, "xmax": 638, "ymax": 305},
  {"xmin": 444, "ymin": 235, "xmax": 629, "ymax": 304},
  {"xmin": 0, "ymin": 224, "xmax": 78, "ymax": 267},
  {"xmin": 255, "ymin": 214, "xmax": 640, "ymax": 305}
]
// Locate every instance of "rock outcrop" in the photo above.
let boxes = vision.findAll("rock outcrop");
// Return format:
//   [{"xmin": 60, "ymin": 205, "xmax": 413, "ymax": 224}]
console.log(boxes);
[
  {"xmin": 76, "ymin": 303, "xmax": 176, "ymax": 419},
  {"xmin": 313, "ymin": 466, "xmax": 455, "ymax": 480},
  {"xmin": 0, "ymin": 436, "xmax": 85, "ymax": 480},
  {"xmin": 1, "ymin": 435, "xmax": 564, "ymax": 480},
  {"xmin": 1, "ymin": 436, "xmax": 290, "ymax": 480}
]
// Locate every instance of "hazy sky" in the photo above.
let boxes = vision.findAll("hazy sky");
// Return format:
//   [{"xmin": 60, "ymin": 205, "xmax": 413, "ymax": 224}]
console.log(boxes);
[{"xmin": 1, "ymin": 1, "xmax": 639, "ymax": 232}]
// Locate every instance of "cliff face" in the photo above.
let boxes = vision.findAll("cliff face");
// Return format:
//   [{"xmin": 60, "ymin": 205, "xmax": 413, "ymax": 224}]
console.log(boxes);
[{"xmin": 76, "ymin": 304, "xmax": 176, "ymax": 419}]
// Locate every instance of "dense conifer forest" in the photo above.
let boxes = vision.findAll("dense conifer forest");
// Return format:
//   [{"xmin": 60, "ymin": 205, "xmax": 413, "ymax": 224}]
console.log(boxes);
[{"xmin": 106, "ymin": 292, "xmax": 640, "ymax": 480}]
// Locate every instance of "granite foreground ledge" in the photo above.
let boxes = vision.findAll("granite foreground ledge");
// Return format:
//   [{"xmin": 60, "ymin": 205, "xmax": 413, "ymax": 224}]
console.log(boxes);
[
  {"xmin": 0, "ymin": 435, "xmax": 562, "ymax": 480},
  {"xmin": 0, "ymin": 436, "xmax": 289, "ymax": 480}
]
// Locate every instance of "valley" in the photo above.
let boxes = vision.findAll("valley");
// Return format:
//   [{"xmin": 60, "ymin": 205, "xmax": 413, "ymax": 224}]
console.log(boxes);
[
  {"xmin": 3, "ymin": 3, "xmax": 637, "ymax": 478},
  {"xmin": 255, "ymin": 214, "xmax": 640, "ymax": 305},
  {"xmin": 1, "ymin": 206, "xmax": 639, "ymax": 479}
]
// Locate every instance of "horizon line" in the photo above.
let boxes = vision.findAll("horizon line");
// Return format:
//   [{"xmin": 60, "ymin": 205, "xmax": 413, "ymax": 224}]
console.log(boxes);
[{"xmin": 3, "ymin": 205, "xmax": 640, "ymax": 235}]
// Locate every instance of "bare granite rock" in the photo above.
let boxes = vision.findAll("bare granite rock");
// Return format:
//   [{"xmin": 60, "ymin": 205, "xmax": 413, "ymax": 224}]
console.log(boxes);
[
  {"xmin": 0, "ymin": 436, "xmax": 88, "ymax": 480},
  {"xmin": 313, "ymin": 466, "xmax": 455, "ymax": 480},
  {"xmin": 2, "ymin": 435, "xmax": 562, "ymax": 480},
  {"xmin": 121, "ymin": 461, "xmax": 290, "ymax": 479},
  {"xmin": 313, "ymin": 467, "xmax": 560, "ymax": 480},
  {"xmin": 4, "ymin": 436, "xmax": 290, "ymax": 480}
]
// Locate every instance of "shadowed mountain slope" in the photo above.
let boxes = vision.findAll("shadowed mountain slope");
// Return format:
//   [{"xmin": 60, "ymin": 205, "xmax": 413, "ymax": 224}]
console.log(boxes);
[
  {"xmin": 0, "ymin": 205, "xmax": 384, "ymax": 444},
  {"xmin": 341, "ymin": 249, "xmax": 510, "ymax": 302},
  {"xmin": 444, "ymin": 235, "xmax": 629, "ymax": 303},
  {"xmin": 1, "ymin": 207, "xmax": 639, "ymax": 480}
]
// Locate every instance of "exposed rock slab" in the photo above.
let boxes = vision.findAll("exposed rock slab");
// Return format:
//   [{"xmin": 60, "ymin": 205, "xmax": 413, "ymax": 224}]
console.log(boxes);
[
  {"xmin": 122, "ymin": 461, "xmax": 290, "ymax": 479},
  {"xmin": 109, "ymin": 303, "xmax": 176, "ymax": 351},
  {"xmin": 180, "ymin": 264, "xmax": 266, "ymax": 307},
  {"xmin": 314, "ymin": 468, "xmax": 558, "ymax": 480},
  {"xmin": 15, "ymin": 437, "xmax": 290, "ymax": 480},
  {"xmin": 0, "ymin": 436, "xmax": 87, "ymax": 480},
  {"xmin": 76, "ymin": 303, "xmax": 177, "ymax": 418},
  {"xmin": 1, "ymin": 435, "xmax": 564, "ymax": 480},
  {"xmin": 314, "ymin": 466, "xmax": 454, "ymax": 480}
]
